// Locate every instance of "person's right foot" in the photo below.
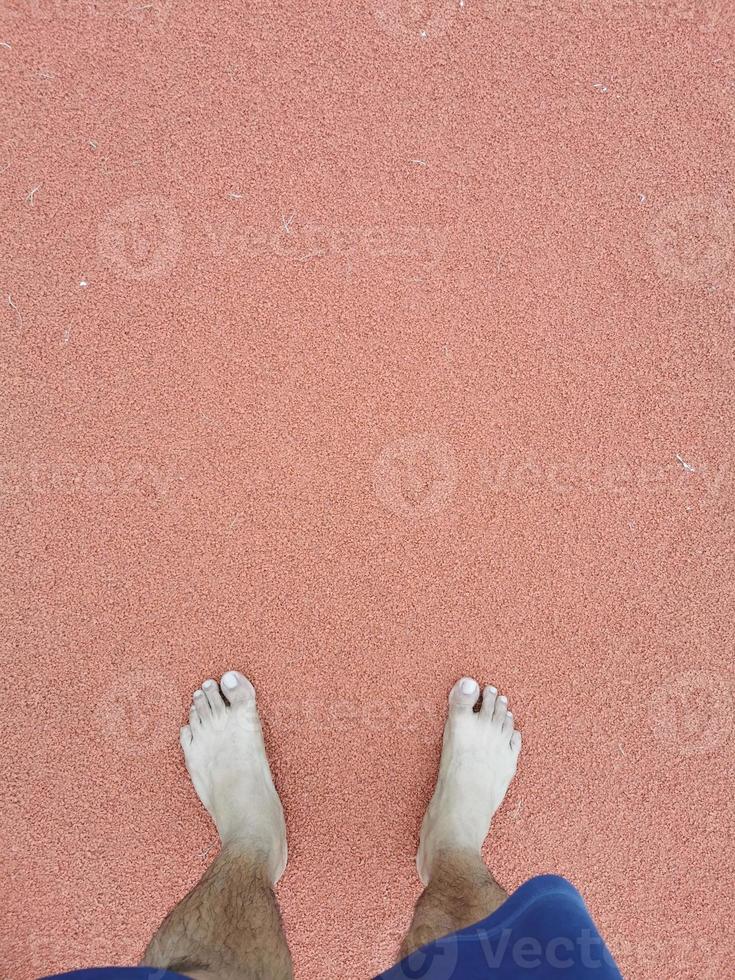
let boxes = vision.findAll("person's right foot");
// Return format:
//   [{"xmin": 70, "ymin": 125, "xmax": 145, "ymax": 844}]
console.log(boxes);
[
  {"xmin": 417, "ymin": 677, "xmax": 522, "ymax": 885},
  {"xmin": 180, "ymin": 671, "xmax": 287, "ymax": 884}
]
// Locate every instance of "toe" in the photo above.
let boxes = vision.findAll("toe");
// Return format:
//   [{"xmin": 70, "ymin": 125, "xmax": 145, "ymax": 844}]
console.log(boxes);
[
  {"xmin": 220, "ymin": 670, "xmax": 256, "ymax": 707},
  {"xmin": 202, "ymin": 679, "xmax": 225, "ymax": 716},
  {"xmin": 502, "ymin": 710, "xmax": 514, "ymax": 736},
  {"xmin": 188, "ymin": 706, "xmax": 199, "ymax": 728},
  {"xmin": 193, "ymin": 689, "xmax": 210, "ymax": 721},
  {"xmin": 180, "ymin": 725, "xmax": 192, "ymax": 747},
  {"xmin": 449, "ymin": 677, "xmax": 480, "ymax": 713},
  {"xmin": 481, "ymin": 684, "xmax": 498, "ymax": 717},
  {"xmin": 493, "ymin": 694, "xmax": 508, "ymax": 725},
  {"xmin": 511, "ymin": 730, "xmax": 522, "ymax": 753}
]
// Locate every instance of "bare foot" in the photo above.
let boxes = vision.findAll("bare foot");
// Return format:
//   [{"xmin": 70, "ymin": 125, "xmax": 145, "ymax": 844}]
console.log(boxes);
[
  {"xmin": 180, "ymin": 671, "xmax": 287, "ymax": 884},
  {"xmin": 417, "ymin": 677, "xmax": 522, "ymax": 885}
]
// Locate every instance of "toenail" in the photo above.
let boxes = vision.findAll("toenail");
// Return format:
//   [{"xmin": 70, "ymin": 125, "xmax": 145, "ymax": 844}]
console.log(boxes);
[
  {"xmin": 203, "ymin": 680, "xmax": 215, "ymax": 688},
  {"xmin": 461, "ymin": 678, "xmax": 477, "ymax": 695},
  {"xmin": 194, "ymin": 689, "xmax": 204, "ymax": 698},
  {"xmin": 222, "ymin": 672, "xmax": 238, "ymax": 688},
  {"xmin": 499, "ymin": 695, "xmax": 507, "ymax": 703},
  {"xmin": 488, "ymin": 686, "xmax": 497, "ymax": 694}
]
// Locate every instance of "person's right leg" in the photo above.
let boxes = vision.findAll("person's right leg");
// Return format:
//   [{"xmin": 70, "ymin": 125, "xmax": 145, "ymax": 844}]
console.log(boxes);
[
  {"xmin": 141, "ymin": 671, "xmax": 292, "ymax": 980},
  {"xmin": 399, "ymin": 677, "xmax": 521, "ymax": 959}
]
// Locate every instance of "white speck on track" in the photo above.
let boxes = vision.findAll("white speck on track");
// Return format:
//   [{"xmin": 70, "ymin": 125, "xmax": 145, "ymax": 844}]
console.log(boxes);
[
  {"xmin": 25, "ymin": 184, "xmax": 42, "ymax": 206},
  {"xmin": 7, "ymin": 294, "xmax": 22, "ymax": 328}
]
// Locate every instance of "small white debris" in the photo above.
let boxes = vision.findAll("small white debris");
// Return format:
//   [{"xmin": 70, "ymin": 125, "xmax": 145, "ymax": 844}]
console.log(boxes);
[
  {"xmin": 638, "ymin": 193, "xmax": 647, "ymax": 204},
  {"xmin": 25, "ymin": 183, "xmax": 42, "ymax": 206},
  {"xmin": 411, "ymin": 159, "xmax": 427, "ymax": 166},
  {"xmin": 63, "ymin": 327, "xmax": 71, "ymax": 344},
  {"xmin": 79, "ymin": 278, "xmax": 89, "ymax": 288},
  {"xmin": 420, "ymin": 29, "xmax": 428, "ymax": 38},
  {"xmin": 227, "ymin": 191, "xmax": 242, "ymax": 200},
  {"xmin": 675, "ymin": 453, "xmax": 696, "ymax": 473},
  {"xmin": 0, "ymin": 41, "xmax": 11, "ymax": 50},
  {"xmin": 88, "ymin": 140, "xmax": 98, "ymax": 150},
  {"xmin": 593, "ymin": 82, "xmax": 609, "ymax": 93},
  {"xmin": 7, "ymin": 294, "xmax": 22, "ymax": 328},
  {"xmin": 281, "ymin": 212, "xmax": 295, "ymax": 234}
]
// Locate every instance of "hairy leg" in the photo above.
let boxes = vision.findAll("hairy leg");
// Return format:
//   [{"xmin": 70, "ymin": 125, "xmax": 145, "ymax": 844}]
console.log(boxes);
[
  {"xmin": 142, "ymin": 843, "xmax": 290, "ymax": 980},
  {"xmin": 400, "ymin": 848, "xmax": 507, "ymax": 958},
  {"xmin": 141, "ymin": 671, "xmax": 292, "ymax": 980},
  {"xmin": 400, "ymin": 677, "xmax": 521, "ymax": 958}
]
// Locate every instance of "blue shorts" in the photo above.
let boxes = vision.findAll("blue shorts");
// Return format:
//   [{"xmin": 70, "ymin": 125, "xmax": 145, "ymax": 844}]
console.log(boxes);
[
  {"xmin": 41, "ymin": 875, "xmax": 621, "ymax": 980},
  {"xmin": 376, "ymin": 875, "xmax": 622, "ymax": 979}
]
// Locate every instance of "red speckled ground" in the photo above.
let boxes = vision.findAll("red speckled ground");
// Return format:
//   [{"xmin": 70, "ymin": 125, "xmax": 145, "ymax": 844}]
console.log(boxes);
[{"xmin": 1, "ymin": 2, "xmax": 734, "ymax": 979}]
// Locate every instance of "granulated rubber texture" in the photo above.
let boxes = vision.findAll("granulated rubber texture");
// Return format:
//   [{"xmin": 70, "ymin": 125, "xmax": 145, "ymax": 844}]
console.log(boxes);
[{"xmin": 1, "ymin": 3, "xmax": 733, "ymax": 979}]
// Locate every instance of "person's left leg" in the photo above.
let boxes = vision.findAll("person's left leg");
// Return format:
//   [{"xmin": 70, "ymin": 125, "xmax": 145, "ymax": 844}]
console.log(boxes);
[{"xmin": 141, "ymin": 671, "xmax": 292, "ymax": 980}]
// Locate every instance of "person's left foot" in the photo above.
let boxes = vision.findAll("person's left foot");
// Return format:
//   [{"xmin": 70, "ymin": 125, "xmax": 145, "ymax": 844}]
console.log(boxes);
[{"xmin": 180, "ymin": 671, "xmax": 287, "ymax": 883}]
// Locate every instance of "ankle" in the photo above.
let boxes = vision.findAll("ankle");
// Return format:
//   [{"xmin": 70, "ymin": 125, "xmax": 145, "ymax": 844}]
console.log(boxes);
[
  {"xmin": 418, "ymin": 841, "xmax": 486, "ymax": 886},
  {"xmin": 218, "ymin": 836, "xmax": 272, "ymax": 872},
  {"xmin": 428, "ymin": 845, "xmax": 485, "ymax": 877}
]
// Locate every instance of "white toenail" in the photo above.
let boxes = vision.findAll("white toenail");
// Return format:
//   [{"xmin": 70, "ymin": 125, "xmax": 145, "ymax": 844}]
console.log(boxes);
[
  {"xmin": 194, "ymin": 689, "xmax": 204, "ymax": 697},
  {"xmin": 222, "ymin": 672, "xmax": 238, "ymax": 688},
  {"xmin": 488, "ymin": 686, "xmax": 497, "ymax": 694},
  {"xmin": 499, "ymin": 695, "xmax": 507, "ymax": 703},
  {"xmin": 461, "ymin": 679, "xmax": 477, "ymax": 695},
  {"xmin": 203, "ymin": 680, "xmax": 215, "ymax": 688}
]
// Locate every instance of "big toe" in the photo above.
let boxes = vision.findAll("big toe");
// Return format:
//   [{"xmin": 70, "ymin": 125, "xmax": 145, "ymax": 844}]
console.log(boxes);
[
  {"xmin": 449, "ymin": 676, "xmax": 480, "ymax": 713},
  {"xmin": 221, "ymin": 670, "xmax": 256, "ymax": 707}
]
